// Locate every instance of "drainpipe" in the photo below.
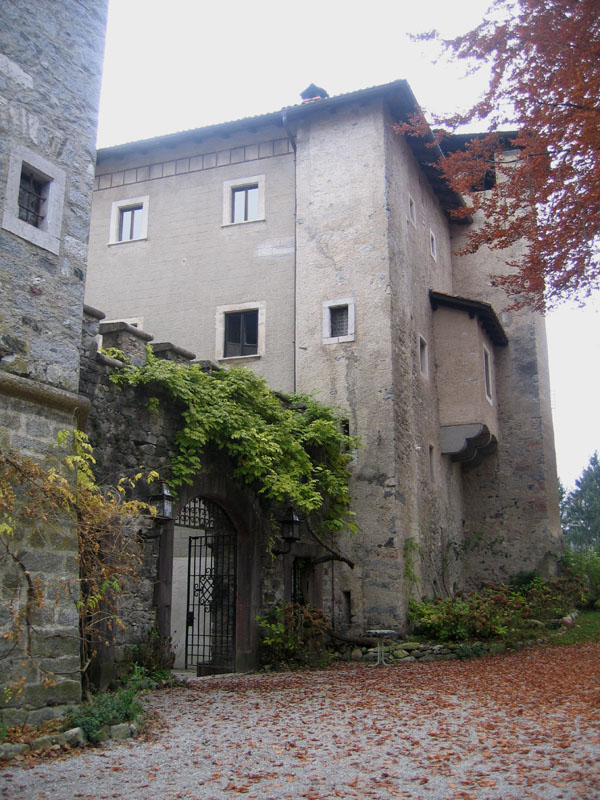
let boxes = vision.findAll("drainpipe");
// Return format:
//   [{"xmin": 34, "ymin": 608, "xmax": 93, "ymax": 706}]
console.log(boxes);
[{"xmin": 281, "ymin": 108, "xmax": 298, "ymax": 393}]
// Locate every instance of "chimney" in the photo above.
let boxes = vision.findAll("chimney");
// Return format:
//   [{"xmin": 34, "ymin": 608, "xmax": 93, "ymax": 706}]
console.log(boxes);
[{"xmin": 300, "ymin": 84, "xmax": 329, "ymax": 103}]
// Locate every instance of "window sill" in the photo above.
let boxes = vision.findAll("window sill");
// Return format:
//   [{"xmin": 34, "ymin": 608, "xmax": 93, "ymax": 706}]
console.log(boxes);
[
  {"xmin": 218, "ymin": 354, "xmax": 262, "ymax": 362},
  {"xmin": 221, "ymin": 218, "xmax": 265, "ymax": 228},
  {"xmin": 108, "ymin": 237, "xmax": 148, "ymax": 246},
  {"xmin": 323, "ymin": 335, "xmax": 355, "ymax": 345}
]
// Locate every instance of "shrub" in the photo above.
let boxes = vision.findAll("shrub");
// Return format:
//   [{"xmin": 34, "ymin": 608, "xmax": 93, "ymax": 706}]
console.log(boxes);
[
  {"xmin": 130, "ymin": 628, "xmax": 175, "ymax": 674},
  {"xmin": 564, "ymin": 549, "xmax": 600, "ymax": 608},
  {"xmin": 66, "ymin": 688, "xmax": 142, "ymax": 744},
  {"xmin": 257, "ymin": 603, "xmax": 330, "ymax": 668},
  {"xmin": 409, "ymin": 578, "xmax": 581, "ymax": 643}
]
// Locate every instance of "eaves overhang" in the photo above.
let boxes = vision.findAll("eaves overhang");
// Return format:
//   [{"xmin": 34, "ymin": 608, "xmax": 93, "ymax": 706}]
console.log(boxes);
[
  {"xmin": 429, "ymin": 290, "xmax": 508, "ymax": 347},
  {"xmin": 96, "ymin": 80, "xmax": 467, "ymax": 216}
]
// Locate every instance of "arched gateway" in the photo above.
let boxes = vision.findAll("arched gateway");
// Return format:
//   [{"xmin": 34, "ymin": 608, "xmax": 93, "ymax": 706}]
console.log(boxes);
[{"xmin": 171, "ymin": 497, "xmax": 237, "ymax": 674}]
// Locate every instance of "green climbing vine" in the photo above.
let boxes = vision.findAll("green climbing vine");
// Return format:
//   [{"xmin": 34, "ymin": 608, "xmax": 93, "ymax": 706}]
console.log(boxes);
[{"xmin": 110, "ymin": 350, "xmax": 358, "ymax": 534}]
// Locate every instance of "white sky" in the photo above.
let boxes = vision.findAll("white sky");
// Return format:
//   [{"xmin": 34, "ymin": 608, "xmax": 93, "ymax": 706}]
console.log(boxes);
[{"xmin": 97, "ymin": 0, "xmax": 599, "ymax": 489}]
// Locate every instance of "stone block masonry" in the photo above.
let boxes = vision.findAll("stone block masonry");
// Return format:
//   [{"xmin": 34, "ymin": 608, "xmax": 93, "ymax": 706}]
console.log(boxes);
[
  {"xmin": 0, "ymin": 0, "xmax": 108, "ymax": 719},
  {"xmin": 79, "ymin": 307, "xmax": 284, "ymax": 682}
]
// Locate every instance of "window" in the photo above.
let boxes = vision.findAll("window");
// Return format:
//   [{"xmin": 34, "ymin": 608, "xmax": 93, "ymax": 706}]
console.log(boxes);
[
  {"xmin": 108, "ymin": 196, "xmax": 149, "ymax": 244},
  {"xmin": 224, "ymin": 309, "xmax": 258, "ymax": 357},
  {"xmin": 429, "ymin": 445, "xmax": 435, "ymax": 481},
  {"xmin": 429, "ymin": 229, "xmax": 437, "ymax": 262},
  {"xmin": 18, "ymin": 167, "xmax": 48, "ymax": 228},
  {"xmin": 330, "ymin": 305, "xmax": 348, "ymax": 337},
  {"xmin": 215, "ymin": 302, "xmax": 266, "ymax": 360},
  {"xmin": 408, "ymin": 194, "xmax": 417, "ymax": 226},
  {"xmin": 322, "ymin": 298, "xmax": 355, "ymax": 344},
  {"xmin": 222, "ymin": 175, "xmax": 265, "ymax": 226},
  {"xmin": 2, "ymin": 145, "xmax": 66, "ymax": 254},
  {"xmin": 232, "ymin": 185, "xmax": 259, "ymax": 223},
  {"xmin": 119, "ymin": 205, "xmax": 144, "ymax": 241},
  {"xmin": 483, "ymin": 346, "xmax": 493, "ymax": 402},
  {"xmin": 419, "ymin": 335, "xmax": 429, "ymax": 377}
]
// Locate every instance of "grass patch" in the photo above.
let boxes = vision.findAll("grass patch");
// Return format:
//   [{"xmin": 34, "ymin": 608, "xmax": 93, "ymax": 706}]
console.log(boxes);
[{"xmin": 549, "ymin": 609, "xmax": 600, "ymax": 646}]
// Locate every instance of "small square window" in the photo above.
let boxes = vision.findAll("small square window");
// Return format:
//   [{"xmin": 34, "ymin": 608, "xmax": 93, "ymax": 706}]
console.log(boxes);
[
  {"xmin": 119, "ymin": 205, "xmax": 144, "ymax": 241},
  {"xmin": 429, "ymin": 230, "xmax": 437, "ymax": 262},
  {"xmin": 18, "ymin": 167, "xmax": 49, "ymax": 228},
  {"xmin": 330, "ymin": 305, "xmax": 349, "ymax": 338},
  {"xmin": 222, "ymin": 175, "xmax": 265, "ymax": 226},
  {"xmin": 224, "ymin": 309, "xmax": 258, "ymax": 357},
  {"xmin": 408, "ymin": 195, "xmax": 417, "ymax": 226},
  {"xmin": 215, "ymin": 302, "xmax": 265, "ymax": 361},
  {"xmin": 109, "ymin": 196, "xmax": 149, "ymax": 244},
  {"xmin": 419, "ymin": 335, "xmax": 429, "ymax": 377},
  {"xmin": 322, "ymin": 298, "xmax": 355, "ymax": 344},
  {"xmin": 2, "ymin": 145, "xmax": 66, "ymax": 254},
  {"xmin": 232, "ymin": 185, "xmax": 259, "ymax": 223}
]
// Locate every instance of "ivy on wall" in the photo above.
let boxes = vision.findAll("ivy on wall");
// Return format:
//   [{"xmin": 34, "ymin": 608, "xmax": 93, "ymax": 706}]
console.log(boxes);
[{"xmin": 110, "ymin": 351, "xmax": 358, "ymax": 534}]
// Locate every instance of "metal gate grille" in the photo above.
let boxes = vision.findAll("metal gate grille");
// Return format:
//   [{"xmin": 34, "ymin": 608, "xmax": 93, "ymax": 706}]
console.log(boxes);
[{"xmin": 177, "ymin": 498, "xmax": 236, "ymax": 675}]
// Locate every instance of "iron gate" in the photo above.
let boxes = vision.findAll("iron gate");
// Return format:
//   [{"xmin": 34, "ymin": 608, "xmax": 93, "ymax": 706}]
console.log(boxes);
[{"xmin": 177, "ymin": 498, "xmax": 237, "ymax": 675}]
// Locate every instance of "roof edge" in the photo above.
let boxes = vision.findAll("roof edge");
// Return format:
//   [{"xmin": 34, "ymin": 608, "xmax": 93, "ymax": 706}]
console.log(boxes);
[{"xmin": 429, "ymin": 291, "xmax": 508, "ymax": 347}]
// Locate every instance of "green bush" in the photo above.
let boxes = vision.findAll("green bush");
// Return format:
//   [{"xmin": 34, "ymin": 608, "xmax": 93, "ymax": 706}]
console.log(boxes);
[
  {"xmin": 0, "ymin": 720, "xmax": 7, "ymax": 744},
  {"xmin": 257, "ymin": 602, "xmax": 330, "ymax": 668},
  {"xmin": 66, "ymin": 688, "xmax": 142, "ymax": 744},
  {"xmin": 409, "ymin": 578, "xmax": 580, "ymax": 643},
  {"xmin": 564, "ymin": 549, "xmax": 600, "ymax": 608}
]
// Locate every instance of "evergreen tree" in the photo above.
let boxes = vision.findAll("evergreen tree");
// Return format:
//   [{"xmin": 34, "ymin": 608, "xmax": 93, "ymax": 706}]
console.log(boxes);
[{"xmin": 563, "ymin": 453, "xmax": 600, "ymax": 551}]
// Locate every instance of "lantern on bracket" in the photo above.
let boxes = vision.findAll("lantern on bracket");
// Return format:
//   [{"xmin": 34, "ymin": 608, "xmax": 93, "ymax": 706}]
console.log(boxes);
[{"xmin": 148, "ymin": 482, "xmax": 173, "ymax": 521}]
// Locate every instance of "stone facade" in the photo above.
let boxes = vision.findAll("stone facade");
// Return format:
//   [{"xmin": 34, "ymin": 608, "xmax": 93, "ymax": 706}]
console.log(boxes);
[
  {"xmin": 0, "ymin": 1, "xmax": 107, "ymax": 721},
  {"xmin": 79, "ymin": 308, "xmax": 319, "ymax": 677},
  {"xmin": 84, "ymin": 81, "xmax": 562, "ymax": 656}
]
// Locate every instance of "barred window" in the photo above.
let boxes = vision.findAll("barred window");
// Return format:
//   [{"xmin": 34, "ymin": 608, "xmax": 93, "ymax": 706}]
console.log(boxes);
[
  {"xmin": 18, "ymin": 168, "xmax": 48, "ymax": 228},
  {"xmin": 330, "ymin": 305, "xmax": 349, "ymax": 338}
]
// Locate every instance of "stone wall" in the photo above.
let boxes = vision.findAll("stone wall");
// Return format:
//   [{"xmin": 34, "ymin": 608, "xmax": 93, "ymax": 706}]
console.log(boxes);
[
  {"xmin": 79, "ymin": 307, "xmax": 286, "ymax": 678},
  {"xmin": 450, "ymin": 210, "xmax": 562, "ymax": 585},
  {"xmin": 0, "ymin": 0, "xmax": 107, "ymax": 721}
]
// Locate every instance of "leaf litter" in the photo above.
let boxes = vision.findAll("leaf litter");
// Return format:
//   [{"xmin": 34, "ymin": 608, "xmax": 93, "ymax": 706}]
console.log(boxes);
[{"xmin": 1, "ymin": 642, "xmax": 599, "ymax": 799}]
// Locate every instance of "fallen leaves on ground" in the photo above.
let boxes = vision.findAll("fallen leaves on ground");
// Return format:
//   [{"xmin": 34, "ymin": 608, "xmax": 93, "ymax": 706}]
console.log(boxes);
[{"xmin": 1, "ymin": 642, "xmax": 599, "ymax": 799}]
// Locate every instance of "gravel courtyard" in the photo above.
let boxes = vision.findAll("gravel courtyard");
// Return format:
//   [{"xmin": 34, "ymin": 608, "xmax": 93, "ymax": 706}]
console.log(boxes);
[{"xmin": 1, "ymin": 642, "xmax": 599, "ymax": 800}]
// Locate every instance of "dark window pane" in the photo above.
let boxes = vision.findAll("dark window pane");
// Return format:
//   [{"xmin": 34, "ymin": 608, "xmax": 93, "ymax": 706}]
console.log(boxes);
[
  {"xmin": 330, "ymin": 306, "xmax": 348, "ymax": 337},
  {"xmin": 242, "ymin": 310, "xmax": 258, "ymax": 346},
  {"xmin": 484, "ymin": 349, "xmax": 492, "ymax": 397},
  {"xmin": 224, "ymin": 310, "xmax": 258, "ymax": 357},
  {"xmin": 18, "ymin": 169, "xmax": 46, "ymax": 228}
]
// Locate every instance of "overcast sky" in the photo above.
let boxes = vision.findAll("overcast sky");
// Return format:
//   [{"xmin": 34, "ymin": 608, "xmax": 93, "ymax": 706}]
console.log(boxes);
[{"xmin": 97, "ymin": 0, "xmax": 599, "ymax": 488}]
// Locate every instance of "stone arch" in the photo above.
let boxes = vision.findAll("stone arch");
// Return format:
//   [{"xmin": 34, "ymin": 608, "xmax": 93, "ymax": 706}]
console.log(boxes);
[{"xmin": 156, "ymin": 468, "xmax": 268, "ymax": 673}]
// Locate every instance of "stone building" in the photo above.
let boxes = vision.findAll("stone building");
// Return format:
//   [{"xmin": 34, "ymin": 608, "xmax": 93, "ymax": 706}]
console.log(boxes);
[
  {"xmin": 0, "ymin": 2, "xmax": 107, "ymax": 720},
  {"xmin": 84, "ymin": 80, "xmax": 562, "ymax": 672}
]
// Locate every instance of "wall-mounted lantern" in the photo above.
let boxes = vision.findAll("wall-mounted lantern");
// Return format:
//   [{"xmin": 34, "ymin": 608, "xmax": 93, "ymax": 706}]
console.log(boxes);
[
  {"xmin": 149, "ymin": 482, "xmax": 174, "ymax": 521},
  {"xmin": 272, "ymin": 507, "xmax": 301, "ymax": 556},
  {"xmin": 281, "ymin": 507, "xmax": 301, "ymax": 543}
]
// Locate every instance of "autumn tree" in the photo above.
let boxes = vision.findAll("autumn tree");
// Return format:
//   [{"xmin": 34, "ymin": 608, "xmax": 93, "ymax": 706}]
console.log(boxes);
[
  {"xmin": 403, "ymin": 0, "xmax": 600, "ymax": 310},
  {"xmin": 562, "ymin": 452, "xmax": 600, "ymax": 551}
]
